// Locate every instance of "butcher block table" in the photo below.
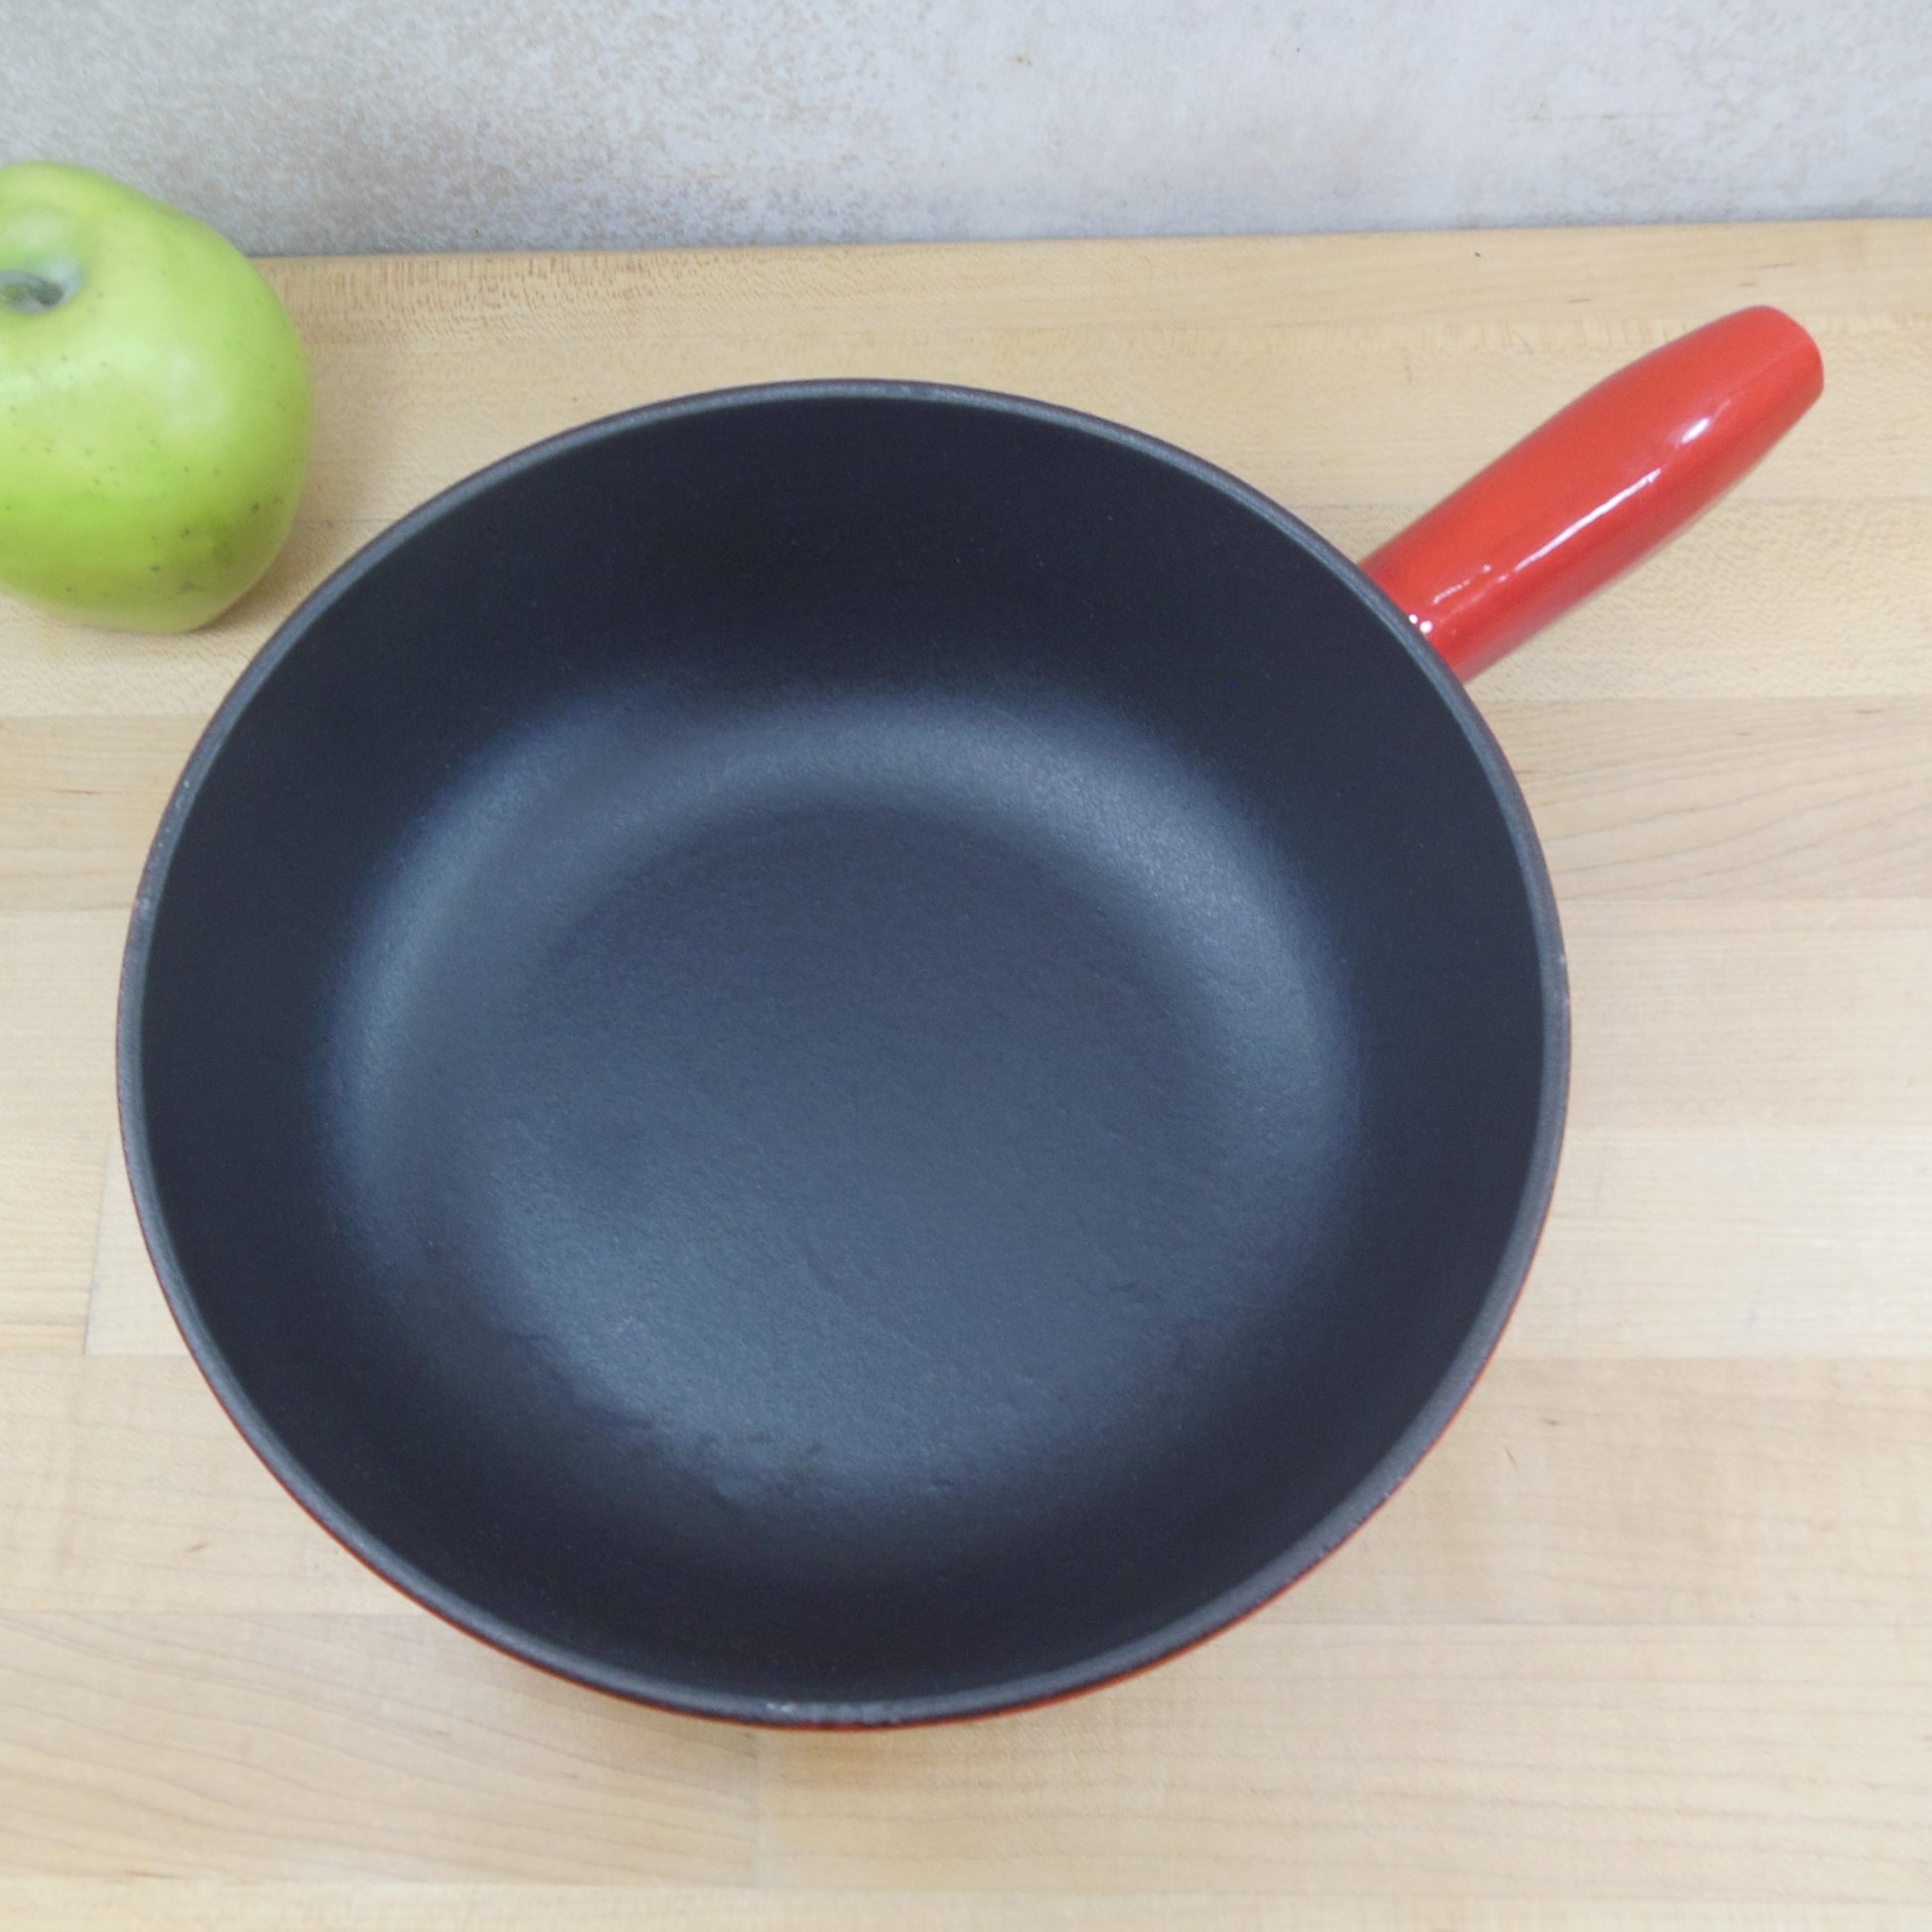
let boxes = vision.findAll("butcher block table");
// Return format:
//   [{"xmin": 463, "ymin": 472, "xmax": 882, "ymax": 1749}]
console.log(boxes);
[{"xmin": 3, "ymin": 220, "xmax": 1931, "ymax": 1928}]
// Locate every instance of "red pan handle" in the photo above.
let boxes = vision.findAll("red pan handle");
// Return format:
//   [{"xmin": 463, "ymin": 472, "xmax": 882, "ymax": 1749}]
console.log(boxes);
[{"xmin": 1361, "ymin": 306, "xmax": 1823, "ymax": 680}]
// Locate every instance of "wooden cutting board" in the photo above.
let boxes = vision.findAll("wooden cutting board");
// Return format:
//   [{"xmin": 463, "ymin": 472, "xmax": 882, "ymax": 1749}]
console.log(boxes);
[{"xmin": 2, "ymin": 221, "xmax": 1930, "ymax": 1928}]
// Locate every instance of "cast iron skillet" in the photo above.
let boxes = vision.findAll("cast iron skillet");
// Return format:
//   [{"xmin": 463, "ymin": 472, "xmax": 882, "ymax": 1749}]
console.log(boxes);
[{"xmin": 120, "ymin": 309, "xmax": 1820, "ymax": 1725}]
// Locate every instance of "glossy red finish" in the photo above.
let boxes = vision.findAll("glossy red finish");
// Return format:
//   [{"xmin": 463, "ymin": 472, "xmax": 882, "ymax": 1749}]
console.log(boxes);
[{"xmin": 1362, "ymin": 306, "xmax": 1824, "ymax": 680}]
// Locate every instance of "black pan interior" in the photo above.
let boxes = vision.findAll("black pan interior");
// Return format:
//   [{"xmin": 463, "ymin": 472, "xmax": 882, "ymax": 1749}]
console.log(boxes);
[{"xmin": 126, "ymin": 387, "xmax": 1561, "ymax": 1723}]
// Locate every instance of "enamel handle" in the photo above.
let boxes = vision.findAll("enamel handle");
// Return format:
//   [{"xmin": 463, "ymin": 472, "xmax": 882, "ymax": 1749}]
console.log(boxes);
[{"xmin": 1361, "ymin": 306, "xmax": 1823, "ymax": 680}]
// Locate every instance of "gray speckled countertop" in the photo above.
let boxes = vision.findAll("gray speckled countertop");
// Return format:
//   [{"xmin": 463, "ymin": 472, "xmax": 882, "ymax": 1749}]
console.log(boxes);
[{"xmin": 9, "ymin": 0, "xmax": 1930, "ymax": 253}]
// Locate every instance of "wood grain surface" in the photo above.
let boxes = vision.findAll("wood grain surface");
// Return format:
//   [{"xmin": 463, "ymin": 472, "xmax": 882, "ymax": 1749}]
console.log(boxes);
[{"xmin": 2, "ymin": 221, "xmax": 1929, "ymax": 1926}]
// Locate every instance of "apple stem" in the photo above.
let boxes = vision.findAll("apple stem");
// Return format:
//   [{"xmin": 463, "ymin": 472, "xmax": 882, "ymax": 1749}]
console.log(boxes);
[{"xmin": 0, "ymin": 268, "xmax": 74, "ymax": 314}]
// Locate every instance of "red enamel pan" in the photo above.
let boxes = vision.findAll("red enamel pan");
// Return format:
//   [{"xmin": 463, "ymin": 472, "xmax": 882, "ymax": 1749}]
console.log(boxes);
[{"xmin": 120, "ymin": 308, "xmax": 1821, "ymax": 1725}]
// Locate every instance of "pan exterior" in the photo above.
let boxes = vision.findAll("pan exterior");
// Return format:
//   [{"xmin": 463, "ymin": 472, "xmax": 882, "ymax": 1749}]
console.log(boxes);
[{"xmin": 120, "ymin": 383, "xmax": 1568, "ymax": 1725}]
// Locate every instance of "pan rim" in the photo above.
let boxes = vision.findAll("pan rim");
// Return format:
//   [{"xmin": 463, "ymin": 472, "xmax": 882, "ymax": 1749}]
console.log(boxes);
[{"xmin": 116, "ymin": 376, "xmax": 1570, "ymax": 1728}]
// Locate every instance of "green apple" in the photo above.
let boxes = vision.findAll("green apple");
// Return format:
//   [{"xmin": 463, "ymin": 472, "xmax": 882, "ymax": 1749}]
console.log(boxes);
[{"xmin": 0, "ymin": 163, "xmax": 311, "ymax": 632}]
